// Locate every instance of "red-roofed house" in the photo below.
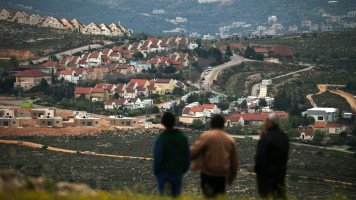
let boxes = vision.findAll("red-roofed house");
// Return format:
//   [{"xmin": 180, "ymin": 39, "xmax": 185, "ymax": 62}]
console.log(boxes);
[
  {"xmin": 154, "ymin": 78, "xmax": 175, "ymax": 94},
  {"xmin": 100, "ymin": 24, "xmax": 113, "ymax": 36},
  {"xmin": 7, "ymin": 11, "xmax": 28, "ymax": 23},
  {"xmin": 74, "ymin": 87, "xmax": 109, "ymax": 102},
  {"xmin": 102, "ymin": 48, "xmax": 113, "ymax": 55},
  {"xmin": 182, "ymin": 107, "xmax": 192, "ymax": 117},
  {"xmin": 109, "ymin": 52, "xmax": 121, "ymax": 62},
  {"xmin": 109, "ymin": 23, "xmax": 125, "ymax": 37},
  {"xmin": 230, "ymin": 44, "xmax": 246, "ymax": 53},
  {"xmin": 190, "ymin": 106, "xmax": 208, "ymax": 117},
  {"xmin": 83, "ymin": 22, "xmax": 102, "ymax": 35},
  {"xmin": 225, "ymin": 116, "xmax": 245, "ymax": 127},
  {"xmin": 254, "ymin": 48, "xmax": 269, "ymax": 57},
  {"xmin": 58, "ymin": 70, "xmax": 75, "ymax": 83},
  {"xmin": 88, "ymin": 52, "xmax": 102, "ymax": 67},
  {"xmin": 60, "ymin": 18, "xmax": 75, "ymax": 31},
  {"xmin": 71, "ymin": 19, "xmax": 85, "ymax": 32},
  {"xmin": 24, "ymin": 14, "xmax": 42, "ymax": 25},
  {"xmin": 0, "ymin": 9, "xmax": 12, "ymax": 20},
  {"xmin": 269, "ymin": 46, "xmax": 294, "ymax": 60},
  {"xmin": 129, "ymin": 79, "xmax": 149, "ymax": 87},
  {"xmin": 180, "ymin": 105, "xmax": 209, "ymax": 125},
  {"xmin": 298, "ymin": 127, "xmax": 314, "ymax": 141},
  {"xmin": 314, "ymin": 121, "xmax": 329, "ymax": 133},
  {"xmin": 112, "ymin": 46, "xmax": 122, "ymax": 52},
  {"xmin": 13, "ymin": 69, "xmax": 52, "ymax": 90},
  {"xmin": 328, "ymin": 123, "xmax": 347, "ymax": 135},
  {"xmin": 39, "ymin": 61, "xmax": 59, "ymax": 73},
  {"xmin": 58, "ymin": 69, "xmax": 87, "ymax": 84},
  {"xmin": 203, "ymin": 104, "xmax": 221, "ymax": 115},
  {"xmin": 230, "ymin": 113, "xmax": 266, "ymax": 127}
]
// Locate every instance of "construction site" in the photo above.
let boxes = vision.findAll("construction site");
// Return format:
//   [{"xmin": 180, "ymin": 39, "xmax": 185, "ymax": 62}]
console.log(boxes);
[{"xmin": 0, "ymin": 102, "xmax": 153, "ymax": 137}]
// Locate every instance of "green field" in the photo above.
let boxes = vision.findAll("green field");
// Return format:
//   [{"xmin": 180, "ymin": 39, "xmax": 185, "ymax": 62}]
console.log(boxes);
[{"xmin": 0, "ymin": 129, "xmax": 355, "ymax": 199}]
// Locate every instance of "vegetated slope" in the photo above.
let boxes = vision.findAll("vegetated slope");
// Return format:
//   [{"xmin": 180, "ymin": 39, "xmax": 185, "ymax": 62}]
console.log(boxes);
[
  {"xmin": 1, "ymin": 0, "xmax": 356, "ymax": 34},
  {"xmin": 0, "ymin": 21, "xmax": 105, "ymax": 57},
  {"xmin": 216, "ymin": 61, "xmax": 305, "ymax": 97},
  {"xmin": 240, "ymin": 29, "xmax": 356, "ymax": 61},
  {"xmin": 0, "ymin": 130, "xmax": 355, "ymax": 199},
  {"xmin": 271, "ymin": 63, "xmax": 356, "ymax": 113},
  {"xmin": 313, "ymin": 91, "xmax": 352, "ymax": 112}
]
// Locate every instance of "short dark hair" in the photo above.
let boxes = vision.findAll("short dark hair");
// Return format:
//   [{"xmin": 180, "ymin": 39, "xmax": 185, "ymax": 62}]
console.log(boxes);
[
  {"xmin": 210, "ymin": 114, "xmax": 225, "ymax": 129},
  {"xmin": 161, "ymin": 112, "xmax": 175, "ymax": 129}
]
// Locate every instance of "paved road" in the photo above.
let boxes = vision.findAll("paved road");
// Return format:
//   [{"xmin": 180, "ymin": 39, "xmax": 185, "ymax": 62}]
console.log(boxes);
[
  {"xmin": 250, "ymin": 65, "xmax": 316, "ymax": 96},
  {"xmin": 196, "ymin": 54, "xmax": 247, "ymax": 91},
  {"xmin": 28, "ymin": 41, "xmax": 113, "ymax": 64}
]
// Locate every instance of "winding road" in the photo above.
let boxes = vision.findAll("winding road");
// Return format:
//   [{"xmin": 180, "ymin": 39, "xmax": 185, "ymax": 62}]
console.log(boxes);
[{"xmin": 196, "ymin": 54, "xmax": 247, "ymax": 91}]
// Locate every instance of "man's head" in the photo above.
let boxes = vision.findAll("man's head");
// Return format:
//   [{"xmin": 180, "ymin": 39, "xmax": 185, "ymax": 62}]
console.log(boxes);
[
  {"xmin": 161, "ymin": 112, "xmax": 175, "ymax": 129},
  {"xmin": 264, "ymin": 113, "xmax": 280, "ymax": 130},
  {"xmin": 210, "ymin": 114, "xmax": 225, "ymax": 130}
]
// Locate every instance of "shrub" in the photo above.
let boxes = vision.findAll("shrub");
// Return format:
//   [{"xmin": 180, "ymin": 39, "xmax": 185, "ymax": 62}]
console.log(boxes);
[{"xmin": 289, "ymin": 172, "xmax": 299, "ymax": 181}]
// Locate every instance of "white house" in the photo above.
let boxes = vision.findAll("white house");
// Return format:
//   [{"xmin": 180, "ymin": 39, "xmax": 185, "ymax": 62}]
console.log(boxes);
[
  {"xmin": 58, "ymin": 70, "xmax": 75, "ymax": 83},
  {"xmin": 203, "ymin": 104, "xmax": 221, "ymax": 116},
  {"xmin": 88, "ymin": 52, "xmax": 102, "ymax": 67},
  {"xmin": 303, "ymin": 107, "xmax": 339, "ymax": 122},
  {"xmin": 100, "ymin": 24, "xmax": 113, "ymax": 36},
  {"xmin": 225, "ymin": 116, "xmax": 245, "ymax": 127}
]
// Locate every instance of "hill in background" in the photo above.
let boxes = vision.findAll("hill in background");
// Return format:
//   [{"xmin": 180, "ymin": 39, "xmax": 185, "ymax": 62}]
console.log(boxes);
[{"xmin": 1, "ymin": 0, "xmax": 356, "ymax": 35}]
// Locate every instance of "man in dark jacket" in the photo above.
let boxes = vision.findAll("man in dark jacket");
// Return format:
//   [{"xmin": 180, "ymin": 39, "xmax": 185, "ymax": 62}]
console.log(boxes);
[
  {"xmin": 153, "ymin": 112, "xmax": 190, "ymax": 197},
  {"xmin": 255, "ymin": 113, "xmax": 289, "ymax": 199}
]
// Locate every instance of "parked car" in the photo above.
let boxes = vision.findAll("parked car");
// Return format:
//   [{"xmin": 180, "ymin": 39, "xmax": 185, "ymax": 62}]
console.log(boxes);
[{"xmin": 204, "ymin": 71, "xmax": 209, "ymax": 75}]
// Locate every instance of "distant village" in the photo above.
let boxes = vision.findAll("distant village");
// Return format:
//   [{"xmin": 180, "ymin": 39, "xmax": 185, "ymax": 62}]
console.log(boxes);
[
  {"xmin": 198, "ymin": 7, "xmax": 356, "ymax": 39},
  {"xmin": 0, "ymin": 8, "xmax": 132, "ymax": 36}
]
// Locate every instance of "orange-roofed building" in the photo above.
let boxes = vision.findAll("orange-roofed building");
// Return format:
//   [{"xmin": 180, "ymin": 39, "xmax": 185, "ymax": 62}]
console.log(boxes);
[
  {"xmin": 269, "ymin": 46, "xmax": 294, "ymax": 60},
  {"xmin": 13, "ymin": 69, "xmax": 52, "ymax": 91},
  {"xmin": 203, "ymin": 104, "xmax": 221, "ymax": 115},
  {"xmin": 254, "ymin": 48, "xmax": 269, "ymax": 57},
  {"xmin": 74, "ymin": 87, "xmax": 109, "ymax": 102},
  {"xmin": 314, "ymin": 121, "xmax": 329, "ymax": 134},
  {"xmin": 129, "ymin": 79, "xmax": 149, "ymax": 87}
]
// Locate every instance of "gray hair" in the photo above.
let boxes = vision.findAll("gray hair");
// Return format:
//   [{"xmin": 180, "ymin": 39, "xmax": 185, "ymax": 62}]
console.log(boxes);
[{"xmin": 266, "ymin": 113, "xmax": 280, "ymax": 125}]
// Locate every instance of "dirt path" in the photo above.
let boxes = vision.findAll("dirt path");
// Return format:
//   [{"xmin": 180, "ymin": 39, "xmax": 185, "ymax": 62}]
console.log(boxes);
[
  {"xmin": 0, "ymin": 139, "xmax": 353, "ymax": 186},
  {"xmin": 230, "ymin": 135, "xmax": 354, "ymax": 154},
  {"xmin": 0, "ymin": 140, "xmax": 152, "ymax": 160},
  {"xmin": 306, "ymin": 84, "xmax": 356, "ymax": 111},
  {"xmin": 329, "ymin": 89, "xmax": 356, "ymax": 111},
  {"xmin": 306, "ymin": 85, "xmax": 327, "ymax": 108},
  {"xmin": 250, "ymin": 65, "xmax": 315, "ymax": 96}
]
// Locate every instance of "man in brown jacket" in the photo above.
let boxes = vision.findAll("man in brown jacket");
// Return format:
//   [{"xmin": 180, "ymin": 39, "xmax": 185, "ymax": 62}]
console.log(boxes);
[{"xmin": 190, "ymin": 114, "xmax": 239, "ymax": 198}]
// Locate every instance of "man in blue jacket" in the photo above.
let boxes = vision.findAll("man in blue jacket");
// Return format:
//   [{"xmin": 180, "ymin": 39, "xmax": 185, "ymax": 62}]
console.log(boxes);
[{"xmin": 153, "ymin": 112, "xmax": 190, "ymax": 197}]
